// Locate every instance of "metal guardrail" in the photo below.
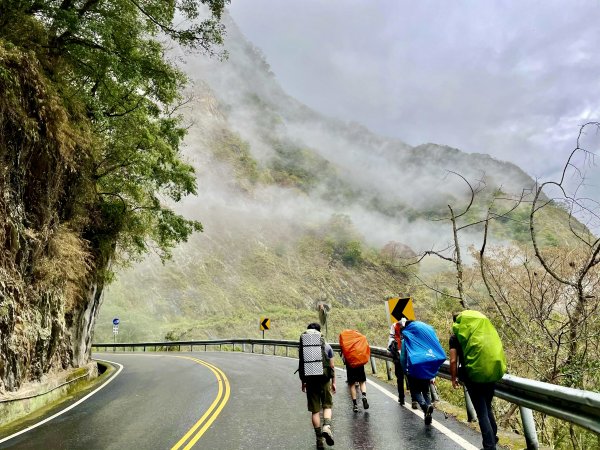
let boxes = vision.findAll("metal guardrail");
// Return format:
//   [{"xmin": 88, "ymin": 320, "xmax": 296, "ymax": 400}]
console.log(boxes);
[{"xmin": 93, "ymin": 339, "xmax": 600, "ymax": 448}]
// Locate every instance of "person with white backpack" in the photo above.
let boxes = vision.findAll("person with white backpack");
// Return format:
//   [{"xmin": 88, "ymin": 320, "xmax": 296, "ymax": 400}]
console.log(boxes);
[{"xmin": 298, "ymin": 323, "xmax": 337, "ymax": 449}]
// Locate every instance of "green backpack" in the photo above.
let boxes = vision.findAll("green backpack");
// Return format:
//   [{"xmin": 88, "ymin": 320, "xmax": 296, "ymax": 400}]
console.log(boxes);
[{"xmin": 452, "ymin": 310, "xmax": 507, "ymax": 383}]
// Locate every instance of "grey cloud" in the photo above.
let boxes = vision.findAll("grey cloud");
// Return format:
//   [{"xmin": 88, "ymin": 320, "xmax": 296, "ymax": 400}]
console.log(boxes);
[{"xmin": 229, "ymin": 0, "xmax": 600, "ymax": 192}]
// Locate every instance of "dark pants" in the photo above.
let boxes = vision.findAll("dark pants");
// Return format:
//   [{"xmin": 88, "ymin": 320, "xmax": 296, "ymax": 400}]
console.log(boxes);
[
  {"xmin": 465, "ymin": 381, "xmax": 497, "ymax": 450},
  {"xmin": 406, "ymin": 375, "xmax": 431, "ymax": 412},
  {"xmin": 394, "ymin": 362, "xmax": 405, "ymax": 401}
]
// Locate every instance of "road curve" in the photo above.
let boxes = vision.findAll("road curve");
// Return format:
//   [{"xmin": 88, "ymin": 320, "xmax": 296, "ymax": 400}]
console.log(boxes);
[{"xmin": 0, "ymin": 351, "xmax": 486, "ymax": 449}]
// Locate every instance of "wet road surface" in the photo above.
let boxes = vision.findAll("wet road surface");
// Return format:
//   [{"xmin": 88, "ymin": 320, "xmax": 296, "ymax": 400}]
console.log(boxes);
[{"xmin": 0, "ymin": 351, "xmax": 485, "ymax": 449}]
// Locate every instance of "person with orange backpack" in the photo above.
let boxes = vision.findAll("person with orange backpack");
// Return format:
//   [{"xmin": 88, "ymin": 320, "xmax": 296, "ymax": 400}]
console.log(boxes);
[{"xmin": 339, "ymin": 329, "xmax": 370, "ymax": 412}]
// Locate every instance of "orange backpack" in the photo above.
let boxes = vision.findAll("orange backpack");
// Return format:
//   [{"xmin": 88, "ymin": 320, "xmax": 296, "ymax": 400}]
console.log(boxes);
[{"xmin": 339, "ymin": 329, "xmax": 371, "ymax": 368}]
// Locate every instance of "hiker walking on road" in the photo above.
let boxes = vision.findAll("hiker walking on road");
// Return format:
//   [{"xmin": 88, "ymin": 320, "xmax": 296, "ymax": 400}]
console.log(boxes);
[
  {"xmin": 339, "ymin": 329, "xmax": 370, "ymax": 413},
  {"xmin": 450, "ymin": 310, "xmax": 507, "ymax": 450},
  {"xmin": 399, "ymin": 319, "xmax": 446, "ymax": 425},
  {"xmin": 299, "ymin": 323, "xmax": 337, "ymax": 449},
  {"xmin": 388, "ymin": 317, "xmax": 415, "ymax": 407},
  {"xmin": 341, "ymin": 357, "xmax": 369, "ymax": 412}
]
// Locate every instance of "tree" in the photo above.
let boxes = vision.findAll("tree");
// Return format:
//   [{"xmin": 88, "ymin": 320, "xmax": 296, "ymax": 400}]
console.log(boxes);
[
  {"xmin": 0, "ymin": 0, "xmax": 228, "ymax": 390},
  {"xmin": 478, "ymin": 123, "xmax": 600, "ymax": 388},
  {"xmin": 474, "ymin": 124, "xmax": 600, "ymax": 449},
  {"xmin": 3, "ymin": 0, "xmax": 228, "ymax": 261},
  {"xmin": 407, "ymin": 171, "xmax": 524, "ymax": 309},
  {"xmin": 529, "ymin": 122, "xmax": 600, "ymax": 388}
]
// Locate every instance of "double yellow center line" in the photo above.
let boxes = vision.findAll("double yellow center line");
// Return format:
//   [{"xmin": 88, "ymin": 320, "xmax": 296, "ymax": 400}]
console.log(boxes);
[{"xmin": 170, "ymin": 356, "xmax": 231, "ymax": 450}]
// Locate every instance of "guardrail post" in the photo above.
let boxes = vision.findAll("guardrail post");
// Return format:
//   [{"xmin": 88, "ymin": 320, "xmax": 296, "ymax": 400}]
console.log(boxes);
[
  {"xmin": 464, "ymin": 386, "xmax": 477, "ymax": 422},
  {"xmin": 286, "ymin": 346, "xmax": 289, "ymax": 357},
  {"xmin": 370, "ymin": 356, "xmax": 377, "ymax": 375},
  {"xmin": 219, "ymin": 344, "xmax": 222, "ymax": 351},
  {"xmin": 385, "ymin": 361, "xmax": 393, "ymax": 380},
  {"xmin": 143, "ymin": 346, "xmax": 146, "ymax": 352},
  {"xmin": 204, "ymin": 344, "xmax": 207, "ymax": 352},
  {"xmin": 520, "ymin": 406, "xmax": 539, "ymax": 449},
  {"xmin": 273, "ymin": 345, "xmax": 276, "ymax": 355},
  {"xmin": 251, "ymin": 344, "xmax": 255, "ymax": 353},
  {"xmin": 242, "ymin": 343, "xmax": 246, "ymax": 352},
  {"xmin": 262, "ymin": 344, "xmax": 265, "ymax": 354}
]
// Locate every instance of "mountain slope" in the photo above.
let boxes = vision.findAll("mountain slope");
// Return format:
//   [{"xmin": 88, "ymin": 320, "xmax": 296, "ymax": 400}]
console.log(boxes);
[{"xmin": 96, "ymin": 14, "xmax": 553, "ymax": 343}]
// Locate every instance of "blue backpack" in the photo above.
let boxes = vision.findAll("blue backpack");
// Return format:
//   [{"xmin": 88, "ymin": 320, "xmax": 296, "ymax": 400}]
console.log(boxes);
[{"xmin": 401, "ymin": 321, "xmax": 446, "ymax": 380}]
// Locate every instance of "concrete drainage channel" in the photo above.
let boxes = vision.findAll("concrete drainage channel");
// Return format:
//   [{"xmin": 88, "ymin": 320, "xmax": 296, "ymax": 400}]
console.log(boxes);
[{"xmin": 0, "ymin": 361, "xmax": 112, "ymax": 434}]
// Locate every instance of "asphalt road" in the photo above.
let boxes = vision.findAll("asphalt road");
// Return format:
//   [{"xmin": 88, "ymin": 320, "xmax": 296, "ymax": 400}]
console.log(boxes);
[{"xmin": 0, "ymin": 351, "xmax": 486, "ymax": 449}]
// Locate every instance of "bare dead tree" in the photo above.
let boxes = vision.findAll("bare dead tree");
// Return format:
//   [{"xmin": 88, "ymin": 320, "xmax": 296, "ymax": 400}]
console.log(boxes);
[
  {"xmin": 408, "ymin": 171, "xmax": 524, "ymax": 309},
  {"xmin": 475, "ymin": 123, "xmax": 600, "ymax": 449},
  {"xmin": 529, "ymin": 122, "xmax": 600, "ymax": 388}
]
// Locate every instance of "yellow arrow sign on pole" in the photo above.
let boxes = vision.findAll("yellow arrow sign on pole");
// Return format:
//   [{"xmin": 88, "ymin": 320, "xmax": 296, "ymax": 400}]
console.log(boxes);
[
  {"xmin": 386, "ymin": 297, "xmax": 416, "ymax": 324},
  {"xmin": 260, "ymin": 317, "xmax": 270, "ymax": 331}
]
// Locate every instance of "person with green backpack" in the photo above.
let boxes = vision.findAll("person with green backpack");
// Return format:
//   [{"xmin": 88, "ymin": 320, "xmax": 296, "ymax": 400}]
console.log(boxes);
[{"xmin": 450, "ymin": 310, "xmax": 507, "ymax": 450}]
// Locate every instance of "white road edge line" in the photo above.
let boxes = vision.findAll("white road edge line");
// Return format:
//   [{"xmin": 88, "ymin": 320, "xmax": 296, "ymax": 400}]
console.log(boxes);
[
  {"xmin": 0, "ymin": 359, "xmax": 124, "ymax": 445},
  {"xmin": 365, "ymin": 376, "xmax": 479, "ymax": 450}
]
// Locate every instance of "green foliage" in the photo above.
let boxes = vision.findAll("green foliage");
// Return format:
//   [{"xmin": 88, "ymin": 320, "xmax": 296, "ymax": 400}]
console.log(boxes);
[
  {"xmin": 211, "ymin": 128, "xmax": 262, "ymax": 186},
  {"xmin": 1, "ymin": 0, "xmax": 228, "ymax": 271},
  {"xmin": 269, "ymin": 139, "xmax": 330, "ymax": 192},
  {"xmin": 318, "ymin": 214, "xmax": 365, "ymax": 266},
  {"xmin": 341, "ymin": 240, "xmax": 363, "ymax": 266}
]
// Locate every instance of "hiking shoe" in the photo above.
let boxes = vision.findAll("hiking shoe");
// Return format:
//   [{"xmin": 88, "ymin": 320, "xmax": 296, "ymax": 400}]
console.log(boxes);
[
  {"xmin": 398, "ymin": 397, "xmax": 405, "ymax": 405},
  {"xmin": 362, "ymin": 397, "xmax": 369, "ymax": 410},
  {"xmin": 353, "ymin": 404, "xmax": 359, "ymax": 413},
  {"xmin": 424, "ymin": 405, "xmax": 434, "ymax": 425},
  {"xmin": 316, "ymin": 437, "xmax": 325, "ymax": 449},
  {"xmin": 411, "ymin": 401, "xmax": 419, "ymax": 410},
  {"xmin": 322, "ymin": 425, "xmax": 334, "ymax": 446}
]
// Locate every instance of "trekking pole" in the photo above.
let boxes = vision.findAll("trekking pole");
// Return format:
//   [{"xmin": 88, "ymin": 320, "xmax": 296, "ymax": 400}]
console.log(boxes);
[
  {"xmin": 464, "ymin": 386, "xmax": 477, "ymax": 422},
  {"xmin": 430, "ymin": 380, "xmax": 440, "ymax": 402}
]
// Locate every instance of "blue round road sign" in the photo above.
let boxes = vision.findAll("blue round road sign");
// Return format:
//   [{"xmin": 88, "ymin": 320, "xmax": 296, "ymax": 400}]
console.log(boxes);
[{"xmin": 113, "ymin": 318, "xmax": 120, "ymax": 326}]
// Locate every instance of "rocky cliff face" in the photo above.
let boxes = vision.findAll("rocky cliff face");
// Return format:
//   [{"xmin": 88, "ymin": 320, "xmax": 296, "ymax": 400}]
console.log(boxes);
[{"xmin": 0, "ymin": 45, "xmax": 99, "ymax": 393}]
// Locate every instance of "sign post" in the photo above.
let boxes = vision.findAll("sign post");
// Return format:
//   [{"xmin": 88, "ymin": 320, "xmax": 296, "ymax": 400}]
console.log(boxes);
[
  {"xmin": 112, "ymin": 317, "xmax": 120, "ymax": 343},
  {"xmin": 260, "ymin": 317, "xmax": 270, "ymax": 339}
]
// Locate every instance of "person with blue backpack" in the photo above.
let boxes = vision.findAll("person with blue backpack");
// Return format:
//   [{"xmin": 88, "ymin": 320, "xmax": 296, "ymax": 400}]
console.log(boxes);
[{"xmin": 399, "ymin": 319, "xmax": 447, "ymax": 425}]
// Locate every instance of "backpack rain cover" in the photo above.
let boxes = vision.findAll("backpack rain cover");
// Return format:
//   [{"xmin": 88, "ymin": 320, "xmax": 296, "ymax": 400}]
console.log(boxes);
[
  {"xmin": 452, "ymin": 310, "xmax": 507, "ymax": 383},
  {"xmin": 339, "ymin": 329, "xmax": 370, "ymax": 368},
  {"xmin": 402, "ymin": 321, "xmax": 446, "ymax": 379}
]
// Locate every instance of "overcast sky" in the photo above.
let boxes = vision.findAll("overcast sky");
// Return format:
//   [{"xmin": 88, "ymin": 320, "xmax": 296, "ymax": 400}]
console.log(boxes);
[{"xmin": 228, "ymin": 0, "xmax": 600, "ymax": 199}]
